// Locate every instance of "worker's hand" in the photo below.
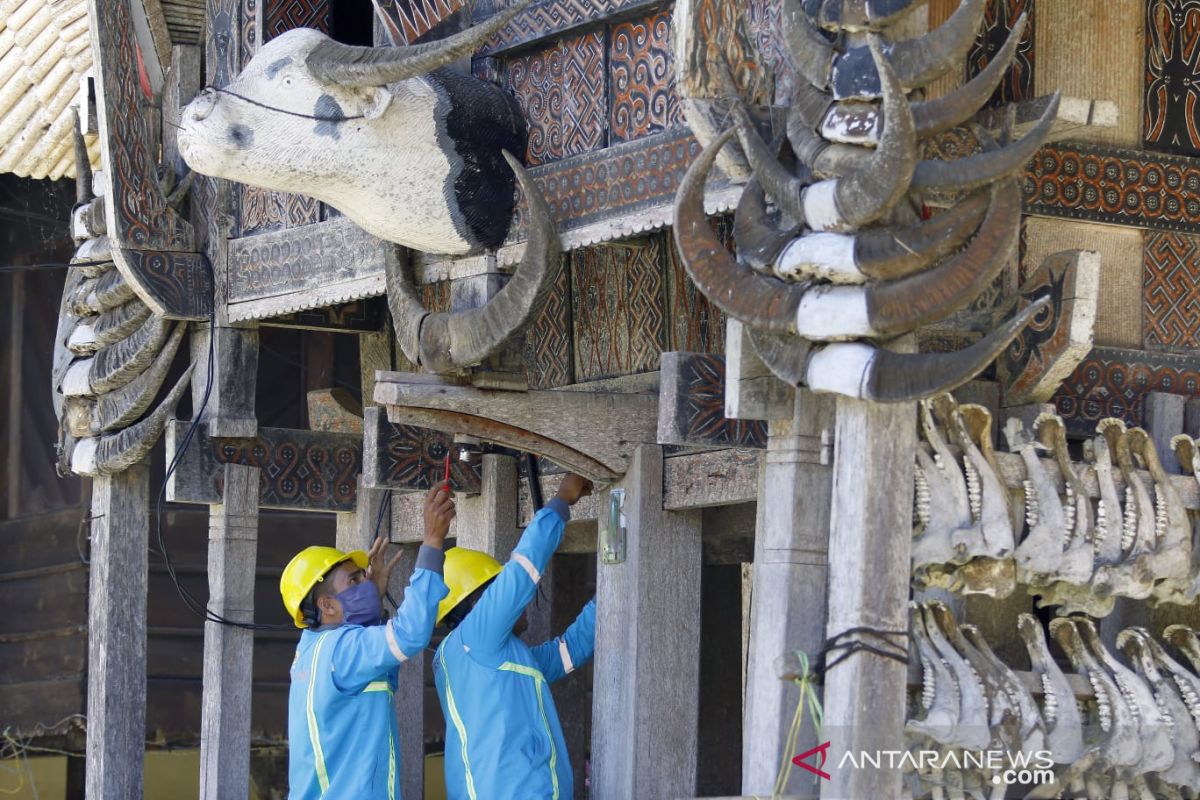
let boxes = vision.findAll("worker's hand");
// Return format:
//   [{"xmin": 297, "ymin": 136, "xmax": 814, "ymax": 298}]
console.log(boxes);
[
  {"xmin": 366, "ymin": 534, "xmax": 403, "ymax": 598},
  {"xmin": 423, "ymin": 484, "xmax": 455, "ymax": 548},
  {"xmin": 554, "ymin": 473, "xmax": 593, "ymax": 506}
]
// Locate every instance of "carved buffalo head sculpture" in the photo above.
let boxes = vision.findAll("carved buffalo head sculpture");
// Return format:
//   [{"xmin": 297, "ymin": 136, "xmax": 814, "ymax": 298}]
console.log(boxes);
[{"xmin": 178, "ymin": 1, "xmax": 531, "ymax": 255}]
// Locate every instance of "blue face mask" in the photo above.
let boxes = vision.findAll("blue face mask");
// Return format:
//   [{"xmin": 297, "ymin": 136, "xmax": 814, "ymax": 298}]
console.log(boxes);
[{"xmin": 332, "ymin": 580, "xmax": 383, "ymax": 627}]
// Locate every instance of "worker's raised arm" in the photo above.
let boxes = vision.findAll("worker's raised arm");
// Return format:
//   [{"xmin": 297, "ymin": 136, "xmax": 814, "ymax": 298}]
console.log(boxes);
[
  {"xmin": 332, "ymin": 485, "xmax": 455, "ymax": 694},
  {"xmin": 460, "ymin": 474, "xmax": 592, "ymax": 661},
  {"xmin": 530, "ymin": 596, "xmax": 596, "ymax": 683}
]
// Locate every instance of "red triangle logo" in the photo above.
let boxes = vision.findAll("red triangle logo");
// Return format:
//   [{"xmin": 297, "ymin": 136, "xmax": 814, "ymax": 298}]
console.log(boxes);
[{"xmin": 792, "ymin": 741, "xmax": 832, "ymax": 781}]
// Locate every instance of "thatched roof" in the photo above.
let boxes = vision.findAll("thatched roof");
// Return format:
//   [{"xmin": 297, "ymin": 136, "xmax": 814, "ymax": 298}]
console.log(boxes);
[{"xmin": 0, "ymin": 0, "xmax": 96, "ymax": 180}]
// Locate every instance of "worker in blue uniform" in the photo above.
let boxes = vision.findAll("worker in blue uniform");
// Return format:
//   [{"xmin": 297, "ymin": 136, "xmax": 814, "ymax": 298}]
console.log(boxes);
[
  {"xmin": 435, "ymin": 472, "xmax": 596, "ymax": 800},
  {"xmin": 281, "ymin": 483, "xmax": 455, "ymax": 799}
]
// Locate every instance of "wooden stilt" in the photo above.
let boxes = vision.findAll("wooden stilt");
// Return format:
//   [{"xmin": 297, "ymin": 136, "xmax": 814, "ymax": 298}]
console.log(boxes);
[
  {"xmin": 85, "ymin": 465, "xmax": 149, "ymax": 799},
  {"xmin": 387, "ymin": 542, "xmax": 429, "ymax": 800},
  {"xmin": 741, "ymin": 391, "xmax": 834, "ymax": 798},
  {"xmin": 591, "ymin": 445, "xmax": 703, "ymax": 800},
  {"xmin": 199, "ymin": 462, "xmax": 260, "ymax": 799},
  {"xmin": 820, "ymin": 396, "xmax": 916, "ymax": 800},
  {"xmin": 455, "ymin": 453, "xmax": 519, "ymax": 555}
]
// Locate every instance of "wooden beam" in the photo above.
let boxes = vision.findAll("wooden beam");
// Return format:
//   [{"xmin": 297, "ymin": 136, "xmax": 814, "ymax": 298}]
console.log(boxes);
[
  {"xmin": 308, "ymin": 388, "xmax": 364, "ymax": 435},
  {"xmin": 375, "ymin": 372, "xmax": 660, "ymax": 482},
  {"xmin": 199, "ymin": 463, "xmax": 260, "ymax": 799},
  {"xmin": 724, "ymin": 319, "xmax": 795, "ymax": 422},
  {"xmin": 165, "ymin": 421, "xmax": 361, "ymax": 512},
  {"xmin": 591, "ymin": 446, "xmax": 702, "ymax": 798},
  {"xmin": 977, "ymin": 94, "xmax": 1119, "ymax": 143},
  {"xmin": 658, "ymin": 352, "xmax": 767, "ymax": 449},
  {"xmin": 820, "ymin": 395, "xmax": 917, "ymax": 800},
  {"xmin": 389, "ymin": 544, "xmax": 429, "ymax": 800},
  {"xmin": 85, "ymin": 465, "xmax": 149, "ymax": 798},
  {"xmin": 190, "ymin": 324, "xmax": 258, "ymax": 438},
  {"xmin": 741, "ymin": 391, "xmax": 834, "ymax": 796},
  {"xmin": 455, "ymin": 454, "xmax": 520, "ymax": 555}
]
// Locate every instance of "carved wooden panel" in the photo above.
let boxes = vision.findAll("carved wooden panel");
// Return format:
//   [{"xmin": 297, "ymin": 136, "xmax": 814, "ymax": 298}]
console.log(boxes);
[
  {"xmin": 363, "ymin": 407, "xmax": 483, "ymax": 492},
  {"xmin": 1023, "ymin": 141, "xmax": 1200, "ymax": 231},
  {"xmin": 265, "ymin": 0, "xmax": 332, "ymax": 37},
  {"xmin": 609, "ymin": 9, "xmax": 683, "ymax": 143},
  {"xmin": 504, "ymin": 30, "xmax": 607, "ymax": 166},
  {"xmin": 477, "ymin": 0, "xmax": 657, "ymax": 55},
  {"xmin": 658, "ymin": 353, "xmax": 767, "ymax": 448},
  {"xmin": 571, "ymin": 237, "xmax": 668, "ymax": 380},
  {"xmin": 966, "ymin": 0, "xmax": 1036, "ymax": 107},
  {"xmin": 374, "ymin": 0, "xmax": 467, "ymax": 44},
  {"xmin": 665, "ymin": 227, "xmax": 726, "ymax": 354},
  {"xmin": 1053, "ymin": 346, "xmax": 1200, "ymax": 434},
  {"xmin": 522, "ymin": 255, "xmax": 574, "ymax": 388},
  {"xmin": 263, "ymin": 298, "xmax": 387, "ymax": 332},
  {"xmin": 675, "ymin": 0, "xmax": 773, "ymax": 104},
  {"xmin": 1144, "ymin": 231, "xmax": 1200, "ymax": 348},
  {"xmin": 1145, "ymin": 0, "xmax": 1200, "ymax": 156},
  {"xmin": 746, "ymin": 0, "xmax": 794, "ymax": 103},
  {"xmin": 167, "ymin": 422, "xmax": 361, "ymax": 511}
]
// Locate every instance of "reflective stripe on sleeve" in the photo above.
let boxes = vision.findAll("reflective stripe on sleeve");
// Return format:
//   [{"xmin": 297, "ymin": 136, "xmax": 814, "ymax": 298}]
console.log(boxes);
[
  {"xmin": 384, "ymin": 622, "xmax": 408, "ymax": 663},
  {"xmin": 558, "ymin": 639, "xmax": 574, "ymax": 674},
  {"xmin": 306, "ymin": 634, "xmax": 332, "ymax": 794},
  {"xmin": 511, "ymin": 552, "xmax": 541, "ymax": 583}
]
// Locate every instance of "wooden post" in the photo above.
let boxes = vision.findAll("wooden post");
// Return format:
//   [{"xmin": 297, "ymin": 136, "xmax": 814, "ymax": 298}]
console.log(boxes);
[
  {"xmin": 199, "ymin": 463, "xmax": 260, "ymax": 799},
  {"xmin": 455, "ymin": 453, "xmax": 519, "ymax": 555},
  {"xmin": 6, "ymin": 271, "xmax": 23, "ymax": 517},
  {"xmin": 741, "ymin": 391, "xmax": 834, "ymax": 797},
  {"xmin": 1145, "ymin": 391, "xmax": 1185, "ymax": 475},
  {"xmin": 820, "ymin": 396, "xmax": 916, "ymax": 800},
  {"xmin": 85, "ymin": 465, "xmax": 150, "ymax": 799},
  {"xmin": 591, "ymin": 445, "xmax": 703, "ymax": 799}
]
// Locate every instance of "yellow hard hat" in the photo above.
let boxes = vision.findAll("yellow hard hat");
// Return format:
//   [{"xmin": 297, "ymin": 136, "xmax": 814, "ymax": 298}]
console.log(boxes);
[
  {"xmin": 280, "ymin": 546, "xmax": 369, "ymax": 628},
  {"xmin": 438, "ymin": 548, "xmax": 503, "ymax": 624}
]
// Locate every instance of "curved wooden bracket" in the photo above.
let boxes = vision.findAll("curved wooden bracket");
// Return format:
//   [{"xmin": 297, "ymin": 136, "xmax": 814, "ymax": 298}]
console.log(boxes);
[{"xmin": 373, "ymin": 371, "xmax": 660, "ymax": 483}]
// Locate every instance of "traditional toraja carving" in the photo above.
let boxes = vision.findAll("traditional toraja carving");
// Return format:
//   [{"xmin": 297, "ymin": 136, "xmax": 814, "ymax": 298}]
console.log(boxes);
[
  {"xmin": 265, "ymin": 0, "xmax": 332, "ymax": 39},
  {"xmin": 1024, "ymin": 141, "xmax": 1200, "ymax": 231},
  {"xmin": 999, "ymin": 250, "xmax": 1099, "ymax": 405},
  {"xmin": 905, "ymin": 605, "xmax": 1200, "ymax": 799},
  {"xmin": 53, "ymin": 128, "xmax": 194, "ymax": 478},
  {"xmin": 521, "ymin": 257, "xmax": 574, "ymax": 388},
  {"xmin": 374, "ymin": 0, "xmax": 468, "ymax": 45},
  {"xmin": 87, "ymin": 0, "xmax": 212, "ymax": 319},
  {"xmin": 362, "ymin": 408, "xmax": 483, "ymax": 493},
  {"xmin": 164, "ymin": 421, "xmax": 361, "ymax": 511},
  {"xmin": 1145, "ymin": 0, "xmax": 1200, "ymax": 156},
  {"xmin": 476, "ymin": 0, "xmax": 659, "ymax": 55},
  {"xmin": 1144, "ymin": 231, "xmax": 1200, "ymax": 349},
  {"xmin": 1052, "ymin": 346, "xmax": 1200, "ymax": 433},
  {"xmin": 965, "ymin": 0, "xmax": 1035, "ymax": 107},
  {"xmin": 609, "ymin": 9, "xmax": 685, "ymax": 144},
  {"xmin": 179, "ymin": 1, "xmax": 534, "ymax": 255},
  {"xmin": 672, "ymin": 0, "xmax": 1061, "ymax": 402},
  {"xmin": 657, "ymin": 353, "xmax": 768, "ymax": 448}
]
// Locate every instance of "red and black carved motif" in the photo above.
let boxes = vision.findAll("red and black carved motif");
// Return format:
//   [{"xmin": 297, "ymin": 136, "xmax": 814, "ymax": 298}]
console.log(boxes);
[
  {"xmin": 207, "ymin": 0, "xmax": 244, "ymax": 87},
  {"xmin": 610, "ymin": 9, "xmax": 683, "ymax": 144},
  {"xmin": 522, "ymin": 255, "xmax": 574, "ymax": 388},
  {"xmin": 1051, "ymin": 346, "xmax": 1200, "ymax": 434},
  {"xmin": 571, "ymin": 236, "xmax": 668, "ymax": 381},
  {"xmin": 1145, "ymin": 0, "xmax": 1200, "ymax": 156},
  {"xmin": 1023, "ymin": 141, "xmax": 1200, "ymax": 231},
  {"xmin": 966, "ymin": 0, "xmax": 1035, "ymax": 108},
  {"xmin": 510, "ymin": 128, "xmax": 707, "ymax": 234},
  {"xmin": 1144, "ymin": 231, "xmax": 1200, "ymax": 349},
  {"xmin": 265, "ymin": 0, "xmax": 333, "ymax": 39},
  {"xmin": 367, "ymin": 414, "xmax": 483, "ymax": 493},
  {"xmin": 747, "ymin": 0, "xmax": 795, "ymax": 103},
  {"xmin": 477, "ymin": 0, "xmax": 656, "ymax": 55},
  {"xmin": 374, "ymin": 0, "xmax": 466, "ymax": 44},
  {"xmin": 504, "ymin": 31, "xmax": 606, "ymax": 166},
  {"xmin": 1000, "ymin": 260, "xmax": 1067, "ymax": 401},
  {"xmin": 666, "ymin": 224, "xmax": 727, "ymax": 353},
  {"xmin": 671, "ymin": 353, "xmax": 767, "ymax": 448}
]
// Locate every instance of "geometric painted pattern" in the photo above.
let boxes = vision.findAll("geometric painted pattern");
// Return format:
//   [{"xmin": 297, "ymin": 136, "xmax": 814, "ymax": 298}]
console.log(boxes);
[
  {"xmin": 965, "ymin": 0, "xmax": 1035, "ymax": 108},
  {"xmin": 571, "ymin": 236, "xmax": 668, "ymax": 381},
  {"xmin": 665, "ymin": 224, "xmax": 726, "ymax": 354},
  {"xmin": 1144, "ymin": 231, "xmax": 1200, "ymax": 348},
  {"xmin": 668, "ymin": 353, "xmax": 767, "ymax": 448},
  {"xmin": 610, "ymin": 9, "xmax": 684, "ymax": 143},
  {"xmin": 522, "ymin": 256, "xmax": 574, "ymax": 388},
  {"xmin": 1145, "ymin": 0, "xmax": 1200, "ymax": 156},
  {"xmin": 372, "ymin": 0, "xmax": 465, "ymax": 45},
  {"xmin": 1051, "ymin": 346, "xmax": 1200, "ymax": 434},
  {"xmin": 505, "ymin": 31, "xmax": 607, "ymax": 165},
  {"xmin": 477, "ymin": 0, "xmax": 647, "ymax": 55},
  {"xmin": 265, "ymin": 0, "xmax": 332, "ymax": 38}
]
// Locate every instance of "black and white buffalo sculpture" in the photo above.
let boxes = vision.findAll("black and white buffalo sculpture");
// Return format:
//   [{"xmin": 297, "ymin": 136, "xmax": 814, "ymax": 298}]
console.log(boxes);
[{"xmin": 178, "ymin": 3, "xmax": 531, "ymax": 255}]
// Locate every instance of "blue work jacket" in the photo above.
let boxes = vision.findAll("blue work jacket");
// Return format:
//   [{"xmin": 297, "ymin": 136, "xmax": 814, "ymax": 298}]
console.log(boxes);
[
  {"xmin": 435, "ymin": 500, "xmax": 597, "ymax": 800},
  {"xmin": 288, "ymin": 557, "xmax": 448, "ymax": 799}
]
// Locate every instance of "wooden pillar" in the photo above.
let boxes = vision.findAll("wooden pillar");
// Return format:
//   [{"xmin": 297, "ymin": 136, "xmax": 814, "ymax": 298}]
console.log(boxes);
[
  {"xmin": 455, "ymin": 453, "xmax": 519, "ymax": 556},
  {"xmin": 1145, "ymin": 391, "xmax": 1185, "ymax": 475},
  {"xmin": 741, "ymin": 390, "xmax": 834, "ymax": 797},
  {"xmin": 820, "ymin": 396, "xmax": 916, "ymax": 800},
  {"xmin": 591, "ymin": 445, "xmax": 703, "ymax": 800},
  {"xmin": 389, "ymin": 542, "xmax": 428, "ymax": 800},
  {"xmin": 199, "ymin": 463, "xmax": 260, "ymax": 799},
  {"xmin": 85, "ymin": 465, "xmax": 149, "ymax": 799}
]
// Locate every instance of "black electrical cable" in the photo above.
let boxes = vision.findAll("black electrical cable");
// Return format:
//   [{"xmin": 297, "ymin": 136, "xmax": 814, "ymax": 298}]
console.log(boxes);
[{"xmin": 153, "ymin": 254, "xmax": 294, "ymax": 631}]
